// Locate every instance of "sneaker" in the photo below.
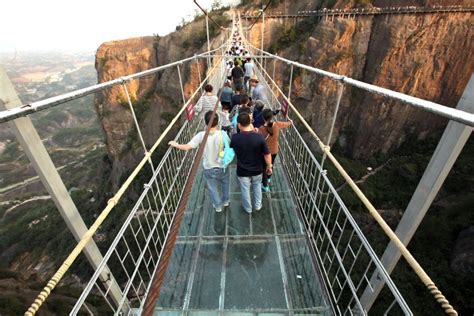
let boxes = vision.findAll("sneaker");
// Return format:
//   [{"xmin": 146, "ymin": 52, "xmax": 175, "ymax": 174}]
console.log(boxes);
[
  {"xmin": 255, "ymin": 206, "xmax": 262, "ymax": 211},
  {"xmin": 262, "ymin": 186, "xmax": 270, "ymax": 192},
  {"xmin": 244, "ymin": 208, "xmax": 252, "ymax": 214},
  {"xmin": 223, "ymin": 201, "xmax": 230, "ymax": 207},
  {"xmin": 215, "ymin": 208, "xmax": 222, "ymax": 213}
]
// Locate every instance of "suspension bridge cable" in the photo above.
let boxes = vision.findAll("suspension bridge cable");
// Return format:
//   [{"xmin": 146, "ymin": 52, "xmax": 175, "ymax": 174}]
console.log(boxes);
[
  {"xmin": 248, "ymin": 43, "xmax": 458, "ymax": 316},
  {"xmin": 24, "ymin": 51, "xmax": 225, "ymax": 316},
  {"xmin": 193, "ymin": 0, "xmax": 226, "ymax": 30},
  {"xmin": 248, "ymin": 0, "xmax": 272, "ymax": 30}
]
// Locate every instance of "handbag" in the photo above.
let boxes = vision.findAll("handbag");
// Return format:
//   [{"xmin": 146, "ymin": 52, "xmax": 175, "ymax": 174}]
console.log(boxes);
[{"xmin": 219, "ymin": 131, "xmax": 235, "ymax": 168}]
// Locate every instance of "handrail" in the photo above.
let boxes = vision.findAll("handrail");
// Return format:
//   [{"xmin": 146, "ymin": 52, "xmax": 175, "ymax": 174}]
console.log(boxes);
[
  {"xmin": 241, "ymin": 6, "xmax": 474, "ymax": 18},
  {"xmin": 250, "ymin": 47, "xmax": 458, "ymax": 316},
  {"xmin": 24, "ymin": 49, "xmax": 225, "ymax": 316},
  {"xmin": 246, "ymin": 43, "xmax": 474, "ymax": 127},
  {"xmin": 0, "ymin": 44, "xmax": 225, "ymax": 124}
]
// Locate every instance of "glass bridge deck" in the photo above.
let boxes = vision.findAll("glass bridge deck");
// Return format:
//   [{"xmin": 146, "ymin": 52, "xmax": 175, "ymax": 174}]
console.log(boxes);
[{"xmin": 153, "ymin": 162, "xmax": 332, "ymax": 315}]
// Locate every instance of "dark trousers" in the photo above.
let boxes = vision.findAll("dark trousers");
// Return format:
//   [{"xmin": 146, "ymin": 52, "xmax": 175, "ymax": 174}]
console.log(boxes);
[{"xmin": 262, "ymin": 154, "xmax": 277, "ymax": 187}]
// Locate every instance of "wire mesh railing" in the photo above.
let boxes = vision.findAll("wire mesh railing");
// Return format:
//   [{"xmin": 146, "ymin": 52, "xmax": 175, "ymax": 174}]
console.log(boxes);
[
  {"xmin": 245, "ymin": 36, "xmax": 461, "ymax": 315},
  {"xmin": 71, "ymin": 114, "xmax": 202, "ymax": 314},
  {"xmin": 249, "ymin": 60, "xmax": 412, "ymax": 314},
  {"xmin": 278, "ymin": 121, "xmax": 411, "ymax": 315},
  {"xmin": 2, "ymin": 41, "xmax": 229, "ymax": 314},
  {"xmin": 69, "ymin": 52, "xmax": 228, "ymax": 315}
]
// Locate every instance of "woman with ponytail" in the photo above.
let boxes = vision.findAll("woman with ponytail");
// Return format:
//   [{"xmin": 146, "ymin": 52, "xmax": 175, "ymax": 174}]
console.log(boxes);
[{"xmin": 258, "ymin": 109, "xmax": 293, "ymax": 192}]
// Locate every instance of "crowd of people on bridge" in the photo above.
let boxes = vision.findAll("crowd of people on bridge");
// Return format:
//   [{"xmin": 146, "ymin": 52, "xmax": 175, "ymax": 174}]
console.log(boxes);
[{"xmin": 169, "ymin": 18, "xmax": 292, "ymax": 214}]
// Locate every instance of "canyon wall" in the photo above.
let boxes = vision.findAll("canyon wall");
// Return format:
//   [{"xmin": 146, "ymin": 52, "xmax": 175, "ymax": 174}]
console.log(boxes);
[{"xmin": 246, "ymin": 1, "xmax": 473, "ymax": 159}]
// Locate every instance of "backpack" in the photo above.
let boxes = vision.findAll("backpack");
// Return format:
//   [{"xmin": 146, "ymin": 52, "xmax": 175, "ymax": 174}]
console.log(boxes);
[{"xmin": 218, "ymin": 131, "xmax": 235, "ymax": 168}]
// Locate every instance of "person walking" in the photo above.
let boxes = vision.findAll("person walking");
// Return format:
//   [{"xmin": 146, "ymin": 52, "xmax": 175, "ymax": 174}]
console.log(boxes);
[
  {"xmin": 231, "ymin": 86, "xmax": 242, "ymax": 109},
  {"xmin": 243, "ymin": 58, "xmax": 255, "ymax": 92},
  {"xmin": 252, "ymin": 100, "xmax": 265, "ymax": 129},
  {"xmin": 219, "ymin": 102, "xmax": 232, "ymax": 136},
  {"xmin": 169, "ymin": 111, "xmax": 230, "ymax": 212},
  {"xmin": 219, "ymin": 80, "xmax": 233, "ymax": 108},
  {"xmin": 249, "ymin": 75, "xmax": 268, "ymax": 104},
  {"xmin": 195, "ymin": 84, "xmax": 219, "ymax": 114},
  {"xmin": 258, "ymin": 109, "xmax": 293, "ymax": 192},
  {"xmin": 230, "ymin": 112, "xmax": 273, "ymax": 214},
  {"xmin": 231, "ymin": 61, "xmax": 244, "ymax": 92}
]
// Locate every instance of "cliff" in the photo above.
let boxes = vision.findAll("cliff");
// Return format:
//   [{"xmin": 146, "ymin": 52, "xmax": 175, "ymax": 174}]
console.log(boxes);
[{"xmin": 246, "ymin": 0, "xmax": 473, "ymax": 159}]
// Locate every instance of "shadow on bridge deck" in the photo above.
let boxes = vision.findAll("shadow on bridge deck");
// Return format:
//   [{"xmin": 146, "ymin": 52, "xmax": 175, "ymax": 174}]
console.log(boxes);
[{"xmin": 154, "ymin": 161, "xmax": 333, "ymax": 315}]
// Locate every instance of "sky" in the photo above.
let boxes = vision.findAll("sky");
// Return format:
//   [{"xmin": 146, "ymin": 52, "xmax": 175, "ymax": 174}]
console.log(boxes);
[{"xmin": 0, "ymin": 0, "xmax": 240, "ymax": 53}]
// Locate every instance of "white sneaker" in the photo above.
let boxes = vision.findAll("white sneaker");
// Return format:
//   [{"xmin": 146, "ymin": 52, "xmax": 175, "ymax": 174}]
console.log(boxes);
[
  {"xmin": 223, "ymin": 201, "xmax": 230, "ymax": 207},
  {"xmin": 215, "ymin": 208, "xmax": 222, "ymax": 213},
  {"xmin": 255, "ymin": 206, "xmax": 262, "ymax": 211}
]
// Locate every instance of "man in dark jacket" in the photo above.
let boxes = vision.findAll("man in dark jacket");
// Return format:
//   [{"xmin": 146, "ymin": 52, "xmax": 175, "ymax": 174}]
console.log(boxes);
[{"xmin": 231, "ymin": 61, "xmax": 244, "ymax": 91}]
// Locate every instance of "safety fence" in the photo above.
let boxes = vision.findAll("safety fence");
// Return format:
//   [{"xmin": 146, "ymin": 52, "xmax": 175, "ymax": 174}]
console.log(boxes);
[
  {"xmin": 241, "ymin": 5, "xmax": 474, "ymax": 19},
  {"xmin": 249, "ymin": 59, "xmax": 410, "ymax": 315},
  {"xmin": 244, "ymin": 38, "xmax": 461, "ymax": 315},
  {"xmin": 13, "ymin": 41, "xmax": 229, "ymax": 315},
  {"xmin": 68, "ymin": 52, "xmax": 228, "ymax": 315}
]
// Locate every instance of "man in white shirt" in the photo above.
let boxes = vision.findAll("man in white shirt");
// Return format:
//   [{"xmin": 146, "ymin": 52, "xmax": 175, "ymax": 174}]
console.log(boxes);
[
  {"xmin": 169, "ymin": 111, "xmax": 230, "ymax": 212},
  {"xmin": 244, "ymin": 58, "xmax": 255, "ymax": 92}
]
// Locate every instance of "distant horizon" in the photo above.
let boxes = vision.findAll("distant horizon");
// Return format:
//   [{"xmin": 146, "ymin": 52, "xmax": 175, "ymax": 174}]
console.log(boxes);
[{"xmin": 0, "ymin": 0, "xmax": 240, "ymax": 54}]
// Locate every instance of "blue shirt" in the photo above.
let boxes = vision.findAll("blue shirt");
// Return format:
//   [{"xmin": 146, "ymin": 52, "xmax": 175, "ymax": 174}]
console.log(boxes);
[
  {"xmin": 220, "ymin": 87, "xmax": 233, "ymax": 103},
  {"xmin": 230, "ymin": 131, "xmax": 269, "ymax": 177},
  {"xmin": 252, "ymin": 83, "xmax": 267, "ymax": 103}
]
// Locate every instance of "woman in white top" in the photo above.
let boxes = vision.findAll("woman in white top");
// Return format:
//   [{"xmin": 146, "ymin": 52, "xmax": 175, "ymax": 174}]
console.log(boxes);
[{"xmin": 169, "ymin": 111, "xmax": 230, "ymax": 212}]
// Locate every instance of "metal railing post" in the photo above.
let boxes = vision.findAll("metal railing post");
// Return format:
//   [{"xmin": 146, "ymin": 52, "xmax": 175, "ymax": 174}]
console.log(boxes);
[
  {"xmin": 177, "ymin": 64, "xmax": 187, "ymax": 106},
  {"xmin": 272, "ymin": 55, "xmax": 277, "ymax": 107},
  {"xmin": 195, "ymin": 55, "xmax": 203, "ymax": 93},
  {"xmin": 288, "ymin": 63, "xmax": 294, "ymax": 101},
  {"xmin": 320, "ymin": 81, "xmax": 344, "ymax": 169},
  {"xmin": 261, "ymin": 7, "xmax": 265, "ymax": 65},
  {"xmin": 206, "ymin": 15, "xmax": 211, "ymax": 66}
]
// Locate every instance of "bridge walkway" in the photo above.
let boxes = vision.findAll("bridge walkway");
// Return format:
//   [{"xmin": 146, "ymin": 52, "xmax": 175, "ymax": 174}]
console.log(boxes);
[{"xmin": 154, "ymin": 161, "xmax": 331, "ymax": 315}]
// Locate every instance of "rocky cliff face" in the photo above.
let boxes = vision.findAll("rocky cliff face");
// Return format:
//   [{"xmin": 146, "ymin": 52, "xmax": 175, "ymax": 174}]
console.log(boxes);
[
  {"xmin": 246, "ymin": 1, "xmax": 473, "ymax": 159},
  {"xmin": 95, "ymin": 17, "xmax": 228, "ymax": 188}
]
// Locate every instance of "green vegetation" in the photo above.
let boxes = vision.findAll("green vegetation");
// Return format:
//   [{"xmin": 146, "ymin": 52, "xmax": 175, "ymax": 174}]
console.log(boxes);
[
  {"xmin": 52, "ymin": 126, "xmax": 102, "ymax": 147},
  {"xmin": 268, "ymin": 17, "xmax": 319, "ymax": 54},
  {"xmin": 0, "ymin": 296, "xmax": 25, "ymax": 315},
  {"xmin": 325, "ymin": 135, "xmax": 474, "ymax": 315},
  {"xmin": 0, "ymin": 142, "xmax": 21, "ymax": 163},
  {"xmin": 182, "ymin": 8, "xmax": 231, "ymax": 49}
]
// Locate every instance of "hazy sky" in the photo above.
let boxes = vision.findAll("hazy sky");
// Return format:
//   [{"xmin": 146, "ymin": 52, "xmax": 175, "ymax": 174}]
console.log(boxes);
[{"xmin": 0, "ymin": 0, "xmax": 239, "ymax": 53}]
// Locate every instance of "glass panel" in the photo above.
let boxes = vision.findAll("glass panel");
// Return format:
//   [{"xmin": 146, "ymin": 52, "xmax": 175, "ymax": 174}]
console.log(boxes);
[{"xmin": 224, "ymin": 238, "xmax": 287, "ymax": 310}]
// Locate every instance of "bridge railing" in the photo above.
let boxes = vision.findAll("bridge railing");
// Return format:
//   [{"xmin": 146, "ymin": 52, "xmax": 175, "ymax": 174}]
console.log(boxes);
[
  {"xmin": 66, "ymin": 55, "xmax": 228, "ymax": 315},
  {"xmin": 240, "ymin": 5, "xmax": 474, "ymax": 19},
  {"xmin": 2, "ymin": 40, "xmax": 230, "ymax": 314},
  {"xmin": 245, "ymin": 37, "xmax": 462, "ymax": 315},
  {"xmin": 251, "ymin": 59, "xmax": 411, "ymax": 315}
]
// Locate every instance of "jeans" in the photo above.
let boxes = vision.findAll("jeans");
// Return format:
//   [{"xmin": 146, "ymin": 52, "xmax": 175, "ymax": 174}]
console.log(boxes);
[
  {"xmin": 237, "ymin": 174, "xmax": 263, "ymax": 213},
  {"xmin": 203, "ymin": 167, "xmax": 230, "ymax": 209}
]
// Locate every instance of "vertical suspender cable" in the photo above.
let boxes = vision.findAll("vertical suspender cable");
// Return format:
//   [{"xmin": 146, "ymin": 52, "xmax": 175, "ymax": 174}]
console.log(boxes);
[
  {"xmin": 320, "ymin": 82, "xmax": 344, "ymax": 170},
  {"xmin": 288, "ymin": 64, "xmax": 294, "ymax": 102}
]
